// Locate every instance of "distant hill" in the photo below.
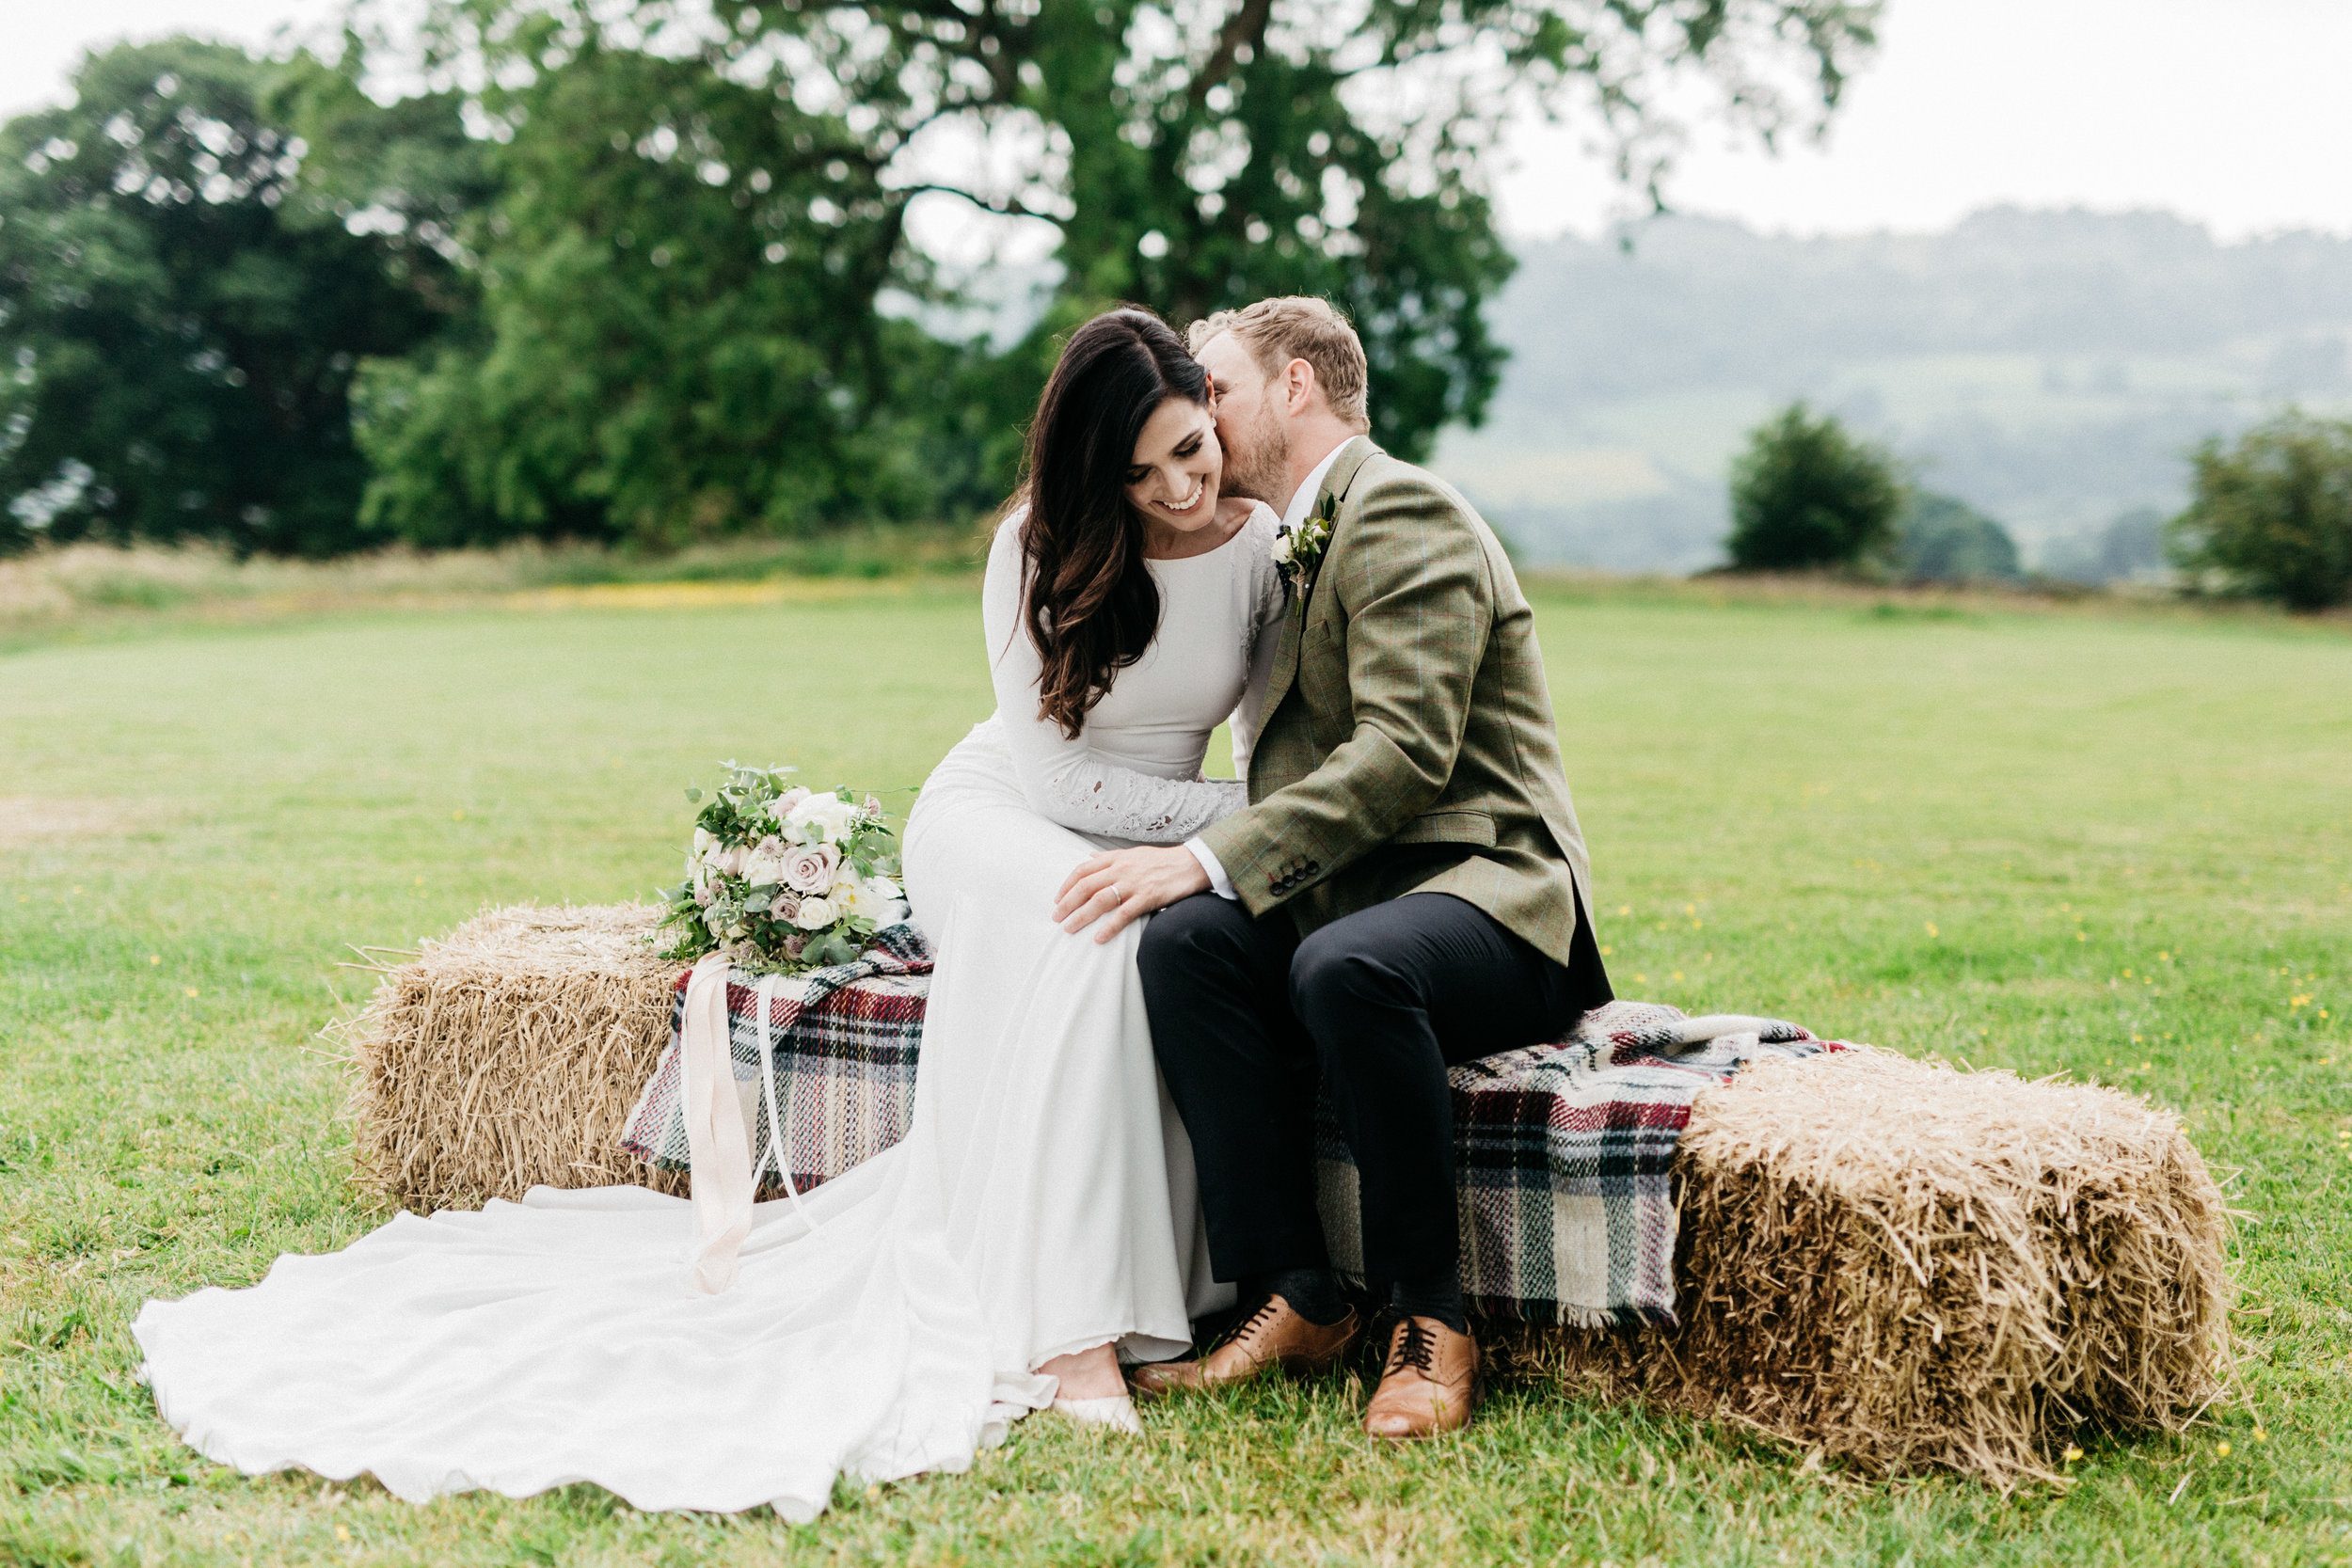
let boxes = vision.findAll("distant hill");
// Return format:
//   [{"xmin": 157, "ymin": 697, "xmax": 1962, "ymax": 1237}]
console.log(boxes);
[{"xmin": 1431, "ymin": 208, "xmax": 2352, "ymax": 573}]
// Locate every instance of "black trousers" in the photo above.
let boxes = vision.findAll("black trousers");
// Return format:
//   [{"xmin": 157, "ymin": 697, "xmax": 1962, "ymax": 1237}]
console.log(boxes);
[{"xmin": 1139, "ymin": 886, "xmax": 1611, "ymax": 1291}]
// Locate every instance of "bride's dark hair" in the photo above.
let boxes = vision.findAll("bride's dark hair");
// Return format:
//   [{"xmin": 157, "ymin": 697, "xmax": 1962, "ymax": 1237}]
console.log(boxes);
[{"xmin": 1014, "ymin": 308, "xmax": 1211, "ymax": 739}]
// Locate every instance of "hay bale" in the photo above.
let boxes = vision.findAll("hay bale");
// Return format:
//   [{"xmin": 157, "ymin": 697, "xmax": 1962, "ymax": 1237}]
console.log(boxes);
[
  {"xmin": 1501, "ymin": 1045, "xmax": 2233, "ymax": 1486},
  {"xmin": 335, "ymin": 902, "xmax": 686, "ymax": 1213},
  {"xmin": 338, "ymin": 907, "xmax": 2233, "ymax": 1485}
]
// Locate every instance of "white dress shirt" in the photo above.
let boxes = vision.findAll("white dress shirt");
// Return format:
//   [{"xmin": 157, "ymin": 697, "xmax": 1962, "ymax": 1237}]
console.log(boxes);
[{"xmin": 1184, "ymin": 438, "xmax": 1354, "ymax": 900}]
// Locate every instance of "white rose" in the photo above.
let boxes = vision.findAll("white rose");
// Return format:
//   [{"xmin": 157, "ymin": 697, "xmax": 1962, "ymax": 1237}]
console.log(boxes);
[
  {"xmin": 790, "ymin": 895, "xmax": 837, "ymax": 930},
  {"xmin": 743, "ymin": 852, "xmax": 785, "ymax": 887},
  {"xmin": 692, "ymin": 826, "xmax": 715, "ymax": 854},
  {"xmin": 1271, "ymin": 529, "xmax": 1296, "ymax": 565},
  {"xmin": 785, "ymin": 792, "xmax": 863, "ymax": 845},
  {"xmin": 838, "ymin": 874, "xmax": 906, "ymax": 928},
  {"xmin": 767, "ymin": 786, "xmax": 812, "ymax": 823}
]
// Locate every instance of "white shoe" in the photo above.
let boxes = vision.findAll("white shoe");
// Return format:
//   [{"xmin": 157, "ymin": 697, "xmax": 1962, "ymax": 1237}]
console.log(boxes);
[{"xmin": 1050, "ymin": 1395, "xmax": 1144, "ymax": 1435}]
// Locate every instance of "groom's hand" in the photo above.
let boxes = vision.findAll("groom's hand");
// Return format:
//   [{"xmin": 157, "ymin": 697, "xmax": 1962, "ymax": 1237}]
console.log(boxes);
[{"xmin": 1054, "ymin": 846, "xmax": 1210, "ymax": 942}]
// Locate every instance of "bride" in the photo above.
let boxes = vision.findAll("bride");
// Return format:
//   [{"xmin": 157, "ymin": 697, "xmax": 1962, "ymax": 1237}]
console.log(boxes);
[{"xmin": 130, "ymin": 309, "xmax": 1286, "ymax": 1517}]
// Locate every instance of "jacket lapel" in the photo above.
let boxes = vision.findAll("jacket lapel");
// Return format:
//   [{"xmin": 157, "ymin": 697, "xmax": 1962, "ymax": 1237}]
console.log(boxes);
[{"xmin": 1253, "ymin": 436, "xmax": 1379, "ymax": 729}]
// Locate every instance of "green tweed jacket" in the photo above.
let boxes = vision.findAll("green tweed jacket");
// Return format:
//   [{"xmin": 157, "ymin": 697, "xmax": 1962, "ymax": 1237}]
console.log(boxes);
[{"xmin": 1195, "ymin": 436, "xmax": 1596, "ymax": 967}]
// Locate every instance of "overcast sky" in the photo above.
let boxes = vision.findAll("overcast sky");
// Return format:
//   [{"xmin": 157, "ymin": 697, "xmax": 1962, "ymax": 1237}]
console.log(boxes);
[{"xmin": 8, "ymin": 0, "xmax": 2349, "ymax": 242}]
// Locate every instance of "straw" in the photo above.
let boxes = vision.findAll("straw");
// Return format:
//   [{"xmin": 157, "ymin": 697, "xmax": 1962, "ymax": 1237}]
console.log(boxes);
[
  {"xmin": 331, "ymin": 902, "xmax": 687, "ymax": 1212},
  {"xmin": 1498, "ymin": 1045, "xmax": 2234, "ymax": 1487}
]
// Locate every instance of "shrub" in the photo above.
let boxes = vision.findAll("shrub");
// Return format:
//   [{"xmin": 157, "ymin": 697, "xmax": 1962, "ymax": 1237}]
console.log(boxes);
[
  {"xmin": 2042, "ymin": 507, "xmax": 2168, "ymax": 586},
  {"xmin": 1725, "ymin": 404, "xmax": 1906, "ymax": 571},
  {"xmin": 1894, "ymin": 492, "xmax": 2021, "ymax": 582},
  {"xmin": 2169, "ymin": 412, "xmax": 2352, "ymax": 610}
]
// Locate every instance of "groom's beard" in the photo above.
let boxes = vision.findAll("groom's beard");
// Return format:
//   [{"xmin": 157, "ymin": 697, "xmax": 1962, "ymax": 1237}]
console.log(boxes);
[{"xmin": 1219, "ymin": 401, "xmax": 1293, "ymax": 508}]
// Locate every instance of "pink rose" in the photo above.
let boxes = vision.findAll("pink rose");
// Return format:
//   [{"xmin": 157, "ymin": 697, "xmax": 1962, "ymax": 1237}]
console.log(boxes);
[
  {"xmin": 770, "ymin": 786, "xmax": 812, "ymax": 822},
  {"xmin": 782, "ymin": 843, "xmax": 840, "ymax": 895},
  {"xmin": 769, "ymin": 893, "xmax": 801, "ymax": 924},
  {"xmin": 863, "ymin": 794, "xmax": 884, "ymax": 818}
]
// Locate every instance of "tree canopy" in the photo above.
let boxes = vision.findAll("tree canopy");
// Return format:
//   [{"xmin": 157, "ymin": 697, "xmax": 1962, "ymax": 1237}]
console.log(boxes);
[
  {"xmin": 1893, "ymin": 491, "xmax": 2020, "ymax": 582},
  {"xmin": 0, "ymin": 40, "xmax": 458, "ymax": 554},
  {"xmin": 1724, "ymin": 402, "xmax": 1903, "ymax": 571},
  {"xmin": 2169, "ymin": 412, "xmax": 2352, "ymax": 610},
  {"xmin": 4, "ymin": 3, "xmax": 1881, "ymax": 554}
]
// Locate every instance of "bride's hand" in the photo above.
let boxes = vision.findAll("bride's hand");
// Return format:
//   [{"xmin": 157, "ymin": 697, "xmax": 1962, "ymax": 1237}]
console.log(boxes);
[{"xmin": 1054, "ymin": 846, "xmax": 1210, "ymax": 942}]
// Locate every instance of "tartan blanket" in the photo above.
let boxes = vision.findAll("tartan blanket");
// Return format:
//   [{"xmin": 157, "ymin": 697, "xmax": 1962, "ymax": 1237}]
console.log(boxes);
[
  {"xmin": 617, "ymin": 929, "xmax": 1843, "ymax": 1326},
  {"xmin": 1315, "ymin": 1000, "xmax": 1842, "ymax": 1329},
  {"xmin": 618, "ymin": 924, "xmax": 930, "ymax": 1190}
]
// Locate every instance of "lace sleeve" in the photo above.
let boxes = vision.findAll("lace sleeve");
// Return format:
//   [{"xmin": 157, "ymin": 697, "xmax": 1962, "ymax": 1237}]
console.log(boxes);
[{"xmin": 983, "ymin": 516, "xmax": 1248, "ymax": 844}]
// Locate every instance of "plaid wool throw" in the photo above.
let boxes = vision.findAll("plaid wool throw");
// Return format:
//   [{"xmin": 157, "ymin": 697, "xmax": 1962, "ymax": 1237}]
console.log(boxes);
[
  {"xmin": 619, "ymin": 924, "xmax": 931, "ymax": 1192},
  {"xmin": 618, "ymin": 931, "xmax": 1842, "ymax": 1325},
  {"xmin": 1315, "ymin": 1001, "xmax": 1842, "ymax": 1329}
]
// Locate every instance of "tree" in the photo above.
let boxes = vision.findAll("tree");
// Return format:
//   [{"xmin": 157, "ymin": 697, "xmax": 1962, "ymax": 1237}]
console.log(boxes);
[
  {"xmin": 0, "ymin": 40, "xmax": 463, "ymax": 555},
  {"xmin": 2169, "ymin": 411, "xmax": 2352, "ymax": 610},
  {"xmin": 1724, "ymin": 402, "xmax": 1902, "ymax": 570},
  {"xmin": 351, "ymin": 39, "xmax": 985, "ymax": 547},
  {"xmin": 2041, "ymin": 506, "xmax": 2166, "ymax": 586},
  {"xmin": 389, "ymin": 0, "xmax": 1877, "ymax": 518},
  {"xmin": 1893, "ymin": 490, "xmax": 2019, "ymax": 581}
]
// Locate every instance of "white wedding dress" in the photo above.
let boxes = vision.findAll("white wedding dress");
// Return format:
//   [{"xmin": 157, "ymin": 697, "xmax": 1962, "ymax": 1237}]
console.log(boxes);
[{"xmin": 131, "ymin": 503, "xmax": 1287, "ymax": 1519}]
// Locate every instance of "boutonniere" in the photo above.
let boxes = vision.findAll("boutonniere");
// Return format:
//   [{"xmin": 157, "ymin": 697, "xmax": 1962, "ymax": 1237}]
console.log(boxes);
[{"xmin": 1272, "ymin": 491, "xmax": 1335, "ymax": 596}]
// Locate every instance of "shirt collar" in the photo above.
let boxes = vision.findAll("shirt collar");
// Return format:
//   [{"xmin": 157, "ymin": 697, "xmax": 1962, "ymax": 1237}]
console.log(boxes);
[{"xmin": 1280, "ymin": 439, "xmax": 1351, "ymax": 532}]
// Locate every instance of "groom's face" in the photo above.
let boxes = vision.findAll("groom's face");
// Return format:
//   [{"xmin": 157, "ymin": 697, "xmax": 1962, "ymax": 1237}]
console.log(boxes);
[{"xmin": 1198, "ymin": 331, "xmax": 1291, "ymax": 506}]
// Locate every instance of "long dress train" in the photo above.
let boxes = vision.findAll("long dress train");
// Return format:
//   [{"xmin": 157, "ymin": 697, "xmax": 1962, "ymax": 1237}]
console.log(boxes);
[{"xmin": 130, "ymin": 505, "xmax": 1285, "ymax": 1517}]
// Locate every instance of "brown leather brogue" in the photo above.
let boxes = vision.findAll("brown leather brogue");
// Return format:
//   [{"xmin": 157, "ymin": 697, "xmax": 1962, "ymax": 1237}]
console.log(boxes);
[
  {"xmin": 1130, "ymin": 1294, "xmax": 1359, "ymax": 1397},
  {"xmin": 1362, "ymin": 1316, "xmax": 1478, "ymax": 1439}
]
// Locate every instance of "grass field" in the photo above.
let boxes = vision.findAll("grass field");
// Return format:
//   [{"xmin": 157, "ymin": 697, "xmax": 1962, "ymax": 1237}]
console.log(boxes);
[{"xmin": 2, "ymin": 578, "xmax": 2347, "ymax": 1566}]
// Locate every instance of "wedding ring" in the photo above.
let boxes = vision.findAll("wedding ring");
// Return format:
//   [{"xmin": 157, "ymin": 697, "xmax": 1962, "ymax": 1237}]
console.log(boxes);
[{"xmin": 1109, "ymin": 883, "xmax": 1124, "ymax": 901}]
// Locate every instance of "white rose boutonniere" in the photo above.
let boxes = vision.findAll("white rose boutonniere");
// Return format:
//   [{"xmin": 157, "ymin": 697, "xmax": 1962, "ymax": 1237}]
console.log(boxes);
[{"xmin": 1275, "ymin": 490, "xmax": 1335, "ymax": 596}]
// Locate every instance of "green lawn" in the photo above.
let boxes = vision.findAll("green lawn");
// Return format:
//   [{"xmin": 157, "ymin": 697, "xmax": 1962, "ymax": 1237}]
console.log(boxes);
[{"xmin": 2, "ymin": 580, "xmax": 2347, "ymax": 1565}]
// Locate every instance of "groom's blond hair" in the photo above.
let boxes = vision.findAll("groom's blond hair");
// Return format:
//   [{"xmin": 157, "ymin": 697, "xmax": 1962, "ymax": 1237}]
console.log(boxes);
[{"xmin": 1188, "ymin": 296, "xmax": 1371, "ymax": 431}]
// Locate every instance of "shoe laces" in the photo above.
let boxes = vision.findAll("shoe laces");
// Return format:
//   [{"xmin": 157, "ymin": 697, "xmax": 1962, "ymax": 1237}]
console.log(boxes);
[
  {"xmin": 1387, "ymin": 1317, "xmax": 1439, "ymax": 1377},
  {"xmin": 1228, "ymin": 1294, "xmax": 1286, "ymax": 1352}
]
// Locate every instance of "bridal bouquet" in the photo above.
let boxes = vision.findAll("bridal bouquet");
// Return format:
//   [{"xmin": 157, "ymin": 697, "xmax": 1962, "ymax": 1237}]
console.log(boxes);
[{"xmin": 655, "ymin": 762, "xmax": 909, "ymax": 974}]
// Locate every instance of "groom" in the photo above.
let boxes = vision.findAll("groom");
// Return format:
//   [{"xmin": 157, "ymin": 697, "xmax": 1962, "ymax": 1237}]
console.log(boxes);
[{"xmin": 1051, "ymin": 296, "xmax": 1611, "ymax": 1438}]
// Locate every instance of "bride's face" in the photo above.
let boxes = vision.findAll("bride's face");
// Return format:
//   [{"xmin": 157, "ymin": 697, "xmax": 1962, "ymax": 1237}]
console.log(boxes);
[{"xmin": 1122, "ymin": 397, "xmax": 1223, "ymax": 534}]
